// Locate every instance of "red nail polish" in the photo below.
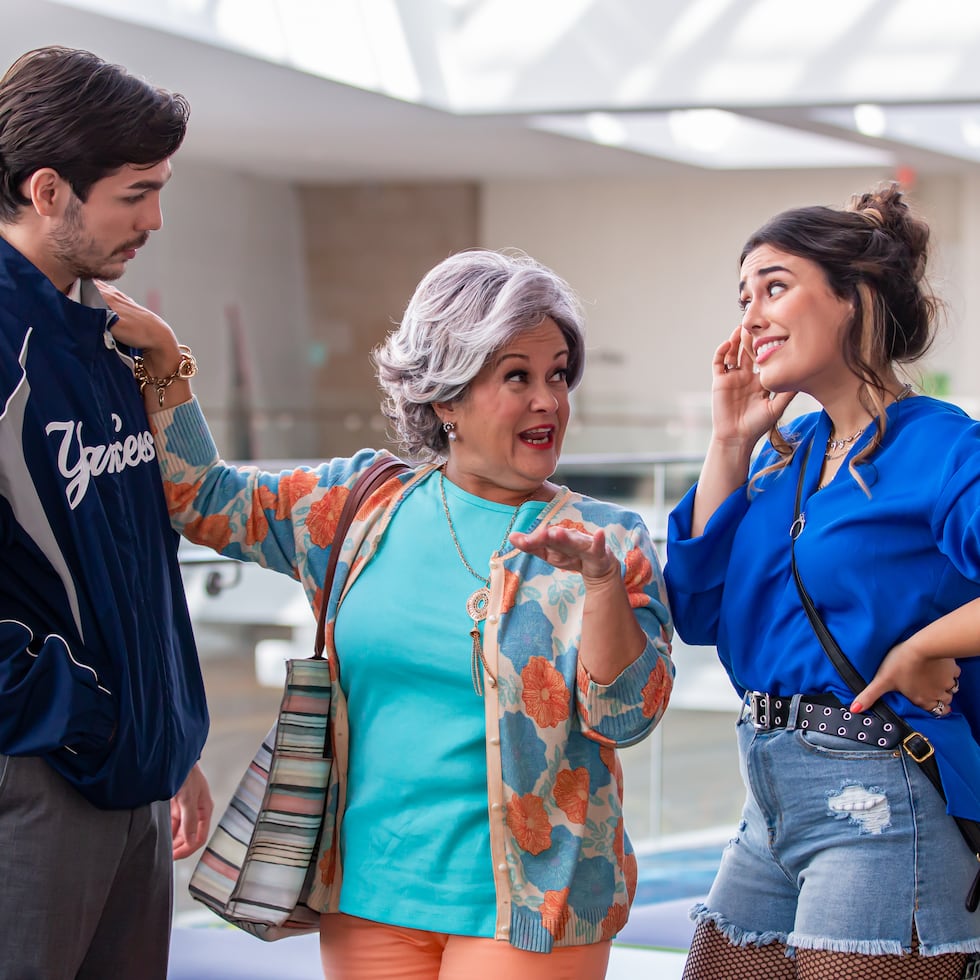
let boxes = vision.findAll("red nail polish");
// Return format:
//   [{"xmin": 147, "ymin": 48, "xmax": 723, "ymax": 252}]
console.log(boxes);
[{"xmin": 851, "ymin": 701, "xmax": 863, "ymax": 713}]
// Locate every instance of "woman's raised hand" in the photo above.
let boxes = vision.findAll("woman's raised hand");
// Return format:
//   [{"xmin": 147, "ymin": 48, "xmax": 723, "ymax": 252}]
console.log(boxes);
[
  {"xmin": 510, "ymin": 524, "xmax": 649, "ymax": 684},
  {"xmin": 97, "ymin": 281, "xmax": 193, "ymax": 412},
  {"xmin": 689, "ymin": 326, "xmax": 797, "ymax": 535},
  {"xmin": 710, "ymin": 325, "xmax": 795, "ymax": 448},
  {"xmin": 510, "ymin": 525, "xmax": 619, "ymax": 585},
  {"xmin": 96, "ymin": 280, "xmax": 180, "ymax": 360}
]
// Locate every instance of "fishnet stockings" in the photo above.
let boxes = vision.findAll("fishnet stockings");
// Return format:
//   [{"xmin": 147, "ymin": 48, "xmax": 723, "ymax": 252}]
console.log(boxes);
[
  {"xmin": 682, "ymin": 921, "xmax": 794, "ymax": 980},
  {"xmin": 683, "ymin": 921, "xmax": 970, "ymax": 980}
]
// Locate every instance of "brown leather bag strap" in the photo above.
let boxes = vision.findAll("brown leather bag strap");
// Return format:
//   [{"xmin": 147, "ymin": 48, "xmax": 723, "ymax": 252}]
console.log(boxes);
[{"xmin": 313, "ymin": 456, "xmax": 409, "ymax": 659}]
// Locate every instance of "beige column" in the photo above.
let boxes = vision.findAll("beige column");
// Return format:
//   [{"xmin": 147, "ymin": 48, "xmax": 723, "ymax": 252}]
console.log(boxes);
[{"xmin": 300, "ymin": 182, "xmax": 479, "ymax": 458}]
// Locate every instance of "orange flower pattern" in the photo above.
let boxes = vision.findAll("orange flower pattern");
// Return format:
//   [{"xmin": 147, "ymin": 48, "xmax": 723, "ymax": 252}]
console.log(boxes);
[
  {"xmin": 245, "ymin": 485, "xmax": 275, "ymax": 546},
  {"xmin": 599, "ymin": 743, "xmax": 618, "ymax": 776},
  {"xmin": 255, "ymin": 484, "xmax": 277, "ymax": 512},
  {"xmin": 164, "ymin": 480, "xmax": 199, "ymax": 518},
  {"xmin": 500, "ymin": 569, "xmax": 521, "ymax": 614},
  {"xmin": 184, "ymin": 513, "xmax": 232, "ymax": 553},
  {"xmin": 540, "ymin": 888, "xmax": 571, "ymax": 941},
  {"xmin": 624, "ymin": 850, "xmax": 638, "ymax": 903},
  {"xmin": 152, "ymin": 403, "xmax": 674, "ymax": 952},
  {"xmin": 506, "ymin": 792, "xmax": 553, "ymax": 855},
  {"xmin": 306, "ymin": 487, "xmax": 349, "ymax": 548},
  {"xmin": 623, "ymin": 546, "xmax": 654, "ymax": 609},
  {"xmin": 553, "ymin": 767, "xmax": 590, "ymax": 824},
  {"xmin": 642, "ymin": 655, "xmax": 671, "ymax": 719},
  {"xmin": 600, "ymin": 901, "xmax": 629, "ymax": 941},
  {"xmin": 364, "ymin": 479, "xmax": 403, "ymax": 514},
  {"xmin": 521, "ymin": 657, "xmax": 570, "ymax": 728},
  {"xmin": 275, "ymin": 469, "xmax": 319, "ymax": 520}
]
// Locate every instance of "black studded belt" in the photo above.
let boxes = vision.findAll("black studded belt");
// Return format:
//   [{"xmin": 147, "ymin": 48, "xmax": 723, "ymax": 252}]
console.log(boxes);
[{"xmin": 744, "ymin": 692, "xmax": 902, "ymax": 749}]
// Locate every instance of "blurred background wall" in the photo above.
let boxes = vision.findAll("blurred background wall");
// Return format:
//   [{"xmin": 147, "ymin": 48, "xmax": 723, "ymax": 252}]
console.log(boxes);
[{"xmin": 83, "ymin": 165, "xmax": 977, "ymax": 460}]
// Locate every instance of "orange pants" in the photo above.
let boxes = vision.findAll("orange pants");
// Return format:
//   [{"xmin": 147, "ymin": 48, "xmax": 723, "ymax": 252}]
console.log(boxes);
[{"xmin": 320, "ymin": 913, "xmax": 612, "ymax": 980}]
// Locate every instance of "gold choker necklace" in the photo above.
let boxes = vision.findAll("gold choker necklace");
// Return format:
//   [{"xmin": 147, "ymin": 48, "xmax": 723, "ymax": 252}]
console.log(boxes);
[{"xmin": 439, "ymin": 472, "xmax": 529, "ymax": 695}]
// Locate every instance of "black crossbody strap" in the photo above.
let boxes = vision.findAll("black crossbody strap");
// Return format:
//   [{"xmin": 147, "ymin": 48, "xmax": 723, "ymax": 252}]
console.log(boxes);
[
  {"xmin": 791, "ymin": 446, "xmax": 933, "ymax": 753},
  {"xmin": 791, "ymin": 442, "xmax": 980, "ymax": 912}
]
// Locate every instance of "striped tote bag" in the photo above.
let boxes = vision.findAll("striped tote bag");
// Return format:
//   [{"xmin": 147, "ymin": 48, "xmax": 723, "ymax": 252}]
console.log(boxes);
[
  {"xmin": 187, "ymin": 455, "xmax": 408, "ymax": 940},
  {"xmin": 187, "ymin": 657, "xmax": 331, "ymax": 939}
]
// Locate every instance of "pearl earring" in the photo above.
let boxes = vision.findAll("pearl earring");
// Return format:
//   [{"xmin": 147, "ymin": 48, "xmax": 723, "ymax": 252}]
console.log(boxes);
[{"xmin": 443, "ymin": 421, "xmax": 457, "ymax": 442}]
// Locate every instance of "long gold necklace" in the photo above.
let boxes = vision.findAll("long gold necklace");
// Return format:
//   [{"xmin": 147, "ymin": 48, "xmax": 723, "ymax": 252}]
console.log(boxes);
[{"xmin": 439, "ymin": 471, "xmax": 528, "ymax": 695}]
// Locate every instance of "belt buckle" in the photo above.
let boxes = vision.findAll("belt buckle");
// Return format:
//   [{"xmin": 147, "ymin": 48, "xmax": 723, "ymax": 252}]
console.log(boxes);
[
  {"xmin": 749, "ymin": 691, "xmax": 771, "ymax": 729},
  {"xmin": 902, "ymin": 731, "xmax": 935, "ymax": 763}
]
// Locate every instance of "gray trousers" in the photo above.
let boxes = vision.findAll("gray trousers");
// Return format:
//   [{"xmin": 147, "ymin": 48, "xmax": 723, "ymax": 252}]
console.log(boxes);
[{"xmin": 0, "ymin": 754, "xmax": 173, "ymax": 980}]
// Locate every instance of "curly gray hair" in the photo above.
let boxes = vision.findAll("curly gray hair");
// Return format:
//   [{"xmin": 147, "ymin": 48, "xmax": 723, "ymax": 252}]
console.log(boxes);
[{"xmin": 374, "ymin": 249, "xmax": 585, "ymax": 461}]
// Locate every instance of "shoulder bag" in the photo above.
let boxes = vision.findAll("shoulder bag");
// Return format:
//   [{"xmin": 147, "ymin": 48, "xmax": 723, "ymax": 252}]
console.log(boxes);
[
  {"xmin": 188, "ymin": 455, "xmax": 409, "ymax": 939},
  {"xmin": 791, "ymin": 445, "xmax": 980, "ymax": 912}
]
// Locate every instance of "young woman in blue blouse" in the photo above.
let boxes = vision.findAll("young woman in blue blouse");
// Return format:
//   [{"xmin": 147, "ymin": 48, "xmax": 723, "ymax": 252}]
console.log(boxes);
[{"xmin": 666, "ymin": 183, "xmax": 980, "ymax": 979}]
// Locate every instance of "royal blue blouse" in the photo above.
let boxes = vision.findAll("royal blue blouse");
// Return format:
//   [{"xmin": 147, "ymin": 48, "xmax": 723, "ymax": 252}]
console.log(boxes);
[{"xmin": 666, "ymin": 395, "xmax": 980, "ymax": 821}]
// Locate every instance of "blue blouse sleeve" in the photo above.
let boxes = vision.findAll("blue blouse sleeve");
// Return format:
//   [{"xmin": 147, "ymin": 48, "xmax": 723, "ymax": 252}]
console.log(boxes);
[
  {"xmin": 932, "ymin": 425, "xmax": 980, "ymax": 580},
  {"xmin": 664, "ymin": 481, "xmax": 750, "ymax": 646}
]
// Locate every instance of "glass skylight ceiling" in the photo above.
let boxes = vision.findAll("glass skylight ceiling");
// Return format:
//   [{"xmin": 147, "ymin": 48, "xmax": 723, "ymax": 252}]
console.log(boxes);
[
  {"xmin": 48, "ymin": 0, "xmax": 980, "ymax": 172},
  {"xmin": 812, "ymin": 104, "xmax": 980, "ymax": 164},
  {"xmin": 531, "ymin": 110, "xmax": 892, "ymax": 170}
]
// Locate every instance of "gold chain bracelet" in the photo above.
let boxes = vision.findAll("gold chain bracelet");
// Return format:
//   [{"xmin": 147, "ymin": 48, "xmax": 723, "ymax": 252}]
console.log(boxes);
[{"xmin": 133, "ymin": 345, "xmax": 198, "ymax": 408}]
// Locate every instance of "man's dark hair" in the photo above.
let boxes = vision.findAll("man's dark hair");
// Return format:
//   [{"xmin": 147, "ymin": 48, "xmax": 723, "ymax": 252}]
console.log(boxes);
[{"xmin": 0, "ymin": 46, "xmax": 189, "ymax": 222}]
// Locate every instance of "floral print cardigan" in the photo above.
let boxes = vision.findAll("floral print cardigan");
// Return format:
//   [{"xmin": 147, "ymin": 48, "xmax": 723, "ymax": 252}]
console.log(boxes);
[{"xmin": 153, "ymin": 400, "xmax": 674, "ymax": 952}]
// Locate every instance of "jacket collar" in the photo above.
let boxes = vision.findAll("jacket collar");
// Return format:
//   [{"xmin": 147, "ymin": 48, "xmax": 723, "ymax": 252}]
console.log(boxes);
[{"xmin": 0, "ymin": 236, "xmax": 115, "ymax": 356}]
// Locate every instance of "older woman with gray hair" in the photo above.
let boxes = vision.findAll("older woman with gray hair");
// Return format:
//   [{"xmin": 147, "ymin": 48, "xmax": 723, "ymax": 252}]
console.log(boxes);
[{"xmin": 100, "ymin": 248, "xmax": 674, "ymax": 980}]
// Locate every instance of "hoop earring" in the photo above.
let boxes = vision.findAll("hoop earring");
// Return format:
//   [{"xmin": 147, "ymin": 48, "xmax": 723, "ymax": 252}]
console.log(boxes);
[{"xmin": 443, "ymin": 421, "xmax": 457, "ymax": 442}]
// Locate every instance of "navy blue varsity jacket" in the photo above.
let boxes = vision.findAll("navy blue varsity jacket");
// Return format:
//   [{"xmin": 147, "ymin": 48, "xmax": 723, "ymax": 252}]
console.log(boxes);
[{"xmin": 0, "ymin": 237, "xmax": 208, "ymax": 809}]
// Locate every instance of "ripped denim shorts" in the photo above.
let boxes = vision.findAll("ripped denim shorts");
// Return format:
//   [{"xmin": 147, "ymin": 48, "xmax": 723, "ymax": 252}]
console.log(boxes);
[{"xmin": 692, "ymin": 706, "xmax": 980, "ymax": 958}]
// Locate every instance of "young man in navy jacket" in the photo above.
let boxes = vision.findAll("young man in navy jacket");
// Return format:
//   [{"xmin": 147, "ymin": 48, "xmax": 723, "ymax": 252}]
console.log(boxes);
[{"xmin": 0, "ymin": 46, "xmax": 211, "ymax": 978}]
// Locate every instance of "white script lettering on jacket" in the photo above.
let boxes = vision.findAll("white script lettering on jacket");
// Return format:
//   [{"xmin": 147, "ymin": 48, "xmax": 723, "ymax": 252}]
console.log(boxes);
[{"xmin": 46, "ymin": 414, "xmax": 156, "ymax": 509}]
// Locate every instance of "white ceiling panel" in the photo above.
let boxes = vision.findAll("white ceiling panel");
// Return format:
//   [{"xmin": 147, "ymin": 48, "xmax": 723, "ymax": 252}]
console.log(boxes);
[{"xmin": 2, "ymin": 0, "xmax": 979, "ymax": 180}]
